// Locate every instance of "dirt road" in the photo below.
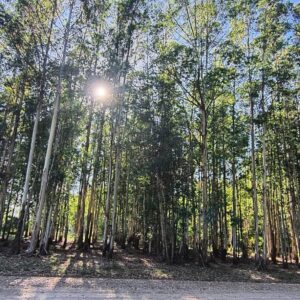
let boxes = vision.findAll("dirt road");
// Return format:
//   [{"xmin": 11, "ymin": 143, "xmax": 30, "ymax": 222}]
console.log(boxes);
[{"xmin": 0, "ymin": 276, "xmax": 300, "ymax": 299}]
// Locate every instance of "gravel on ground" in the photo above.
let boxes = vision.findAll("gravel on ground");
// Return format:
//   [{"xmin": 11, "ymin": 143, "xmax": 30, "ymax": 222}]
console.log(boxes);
[{"xmin": 1, "ymin": 276, "xmax": 300, "ymax": 299}]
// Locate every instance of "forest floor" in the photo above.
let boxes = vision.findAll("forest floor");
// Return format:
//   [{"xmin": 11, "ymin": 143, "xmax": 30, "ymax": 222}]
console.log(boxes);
[{"xmin": 0, "ymin": 242, "xmax": 300, "ymax": 283}]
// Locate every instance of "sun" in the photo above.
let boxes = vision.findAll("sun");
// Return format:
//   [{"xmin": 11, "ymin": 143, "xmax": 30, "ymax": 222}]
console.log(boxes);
[
  {"xmin": 93, "ymin": 85, "xmax": 107, "ymax": 99},
  {"xmin": 88, "ymin": 80, "xmax": 112, "ymax": 104}
]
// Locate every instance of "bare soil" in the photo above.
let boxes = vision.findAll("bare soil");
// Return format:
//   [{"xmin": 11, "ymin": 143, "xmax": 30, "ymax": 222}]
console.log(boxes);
[
  {"xmin": 0, "ymin": 243, "xmax": 300, "ymax": 283},
  {"xmin": 0, "ymin": 276, "xmax": 300, "ymax": 299}
]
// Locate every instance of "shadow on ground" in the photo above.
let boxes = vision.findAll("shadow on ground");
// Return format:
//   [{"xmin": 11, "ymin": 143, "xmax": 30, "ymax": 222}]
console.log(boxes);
[{"xmin": 0, "ymin": 243, "xmax": 300, "ymax": 284}]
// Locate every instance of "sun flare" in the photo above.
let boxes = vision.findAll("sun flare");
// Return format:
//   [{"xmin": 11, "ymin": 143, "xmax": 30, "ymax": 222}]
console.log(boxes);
[
  {"xmin": 88, "ymin": 79, "xmax": 112, "ymax": 104},
  {"xmin": 93, "ymin": 85, "xmax": 107, "ymax": 99}
]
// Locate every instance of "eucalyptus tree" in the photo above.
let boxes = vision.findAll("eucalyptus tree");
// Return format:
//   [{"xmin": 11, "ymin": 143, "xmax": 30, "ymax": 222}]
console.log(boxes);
[
  {"xmin": 27, "ymin": 0, "xmax": 75, "ymax": 254},
  {"xmin": 0, "ymin": 0, "xmax": 57, "ymax": 241},
  {"xmin": 166, "ymin": 0, "xmax": 229, "ymax": 263},
  {"xmin": 107, "ymin": 0, "xmax": 149, "ymax": 258},
  {"xmin": 253, "ymin": 0, "xmax": 292, "ymax": 268},
  {"xmin": 0, "ymin": 1, "xmax": 32, "ymax": 236},
  {"xmin": 11, "ymin": 0, "xmax": 58, "ymax": 254},
  {"xmin": 1, "ymin": 0, "xmax": 299, "ymax": 269}
]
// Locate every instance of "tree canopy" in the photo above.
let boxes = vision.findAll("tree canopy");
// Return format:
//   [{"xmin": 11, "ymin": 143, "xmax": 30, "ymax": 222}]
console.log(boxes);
[{"xmin": 0, "ymin": 0, "xmax": 299, "ymax": 268}]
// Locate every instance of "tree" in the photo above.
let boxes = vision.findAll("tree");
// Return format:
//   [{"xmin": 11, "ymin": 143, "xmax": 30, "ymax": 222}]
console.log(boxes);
[{"xmin": 27, "ymin": 0, "xmax": 74, "ymax": 254}]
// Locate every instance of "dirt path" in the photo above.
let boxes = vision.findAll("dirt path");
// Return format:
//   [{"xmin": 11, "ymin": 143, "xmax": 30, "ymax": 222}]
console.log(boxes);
[{"xmin": 0, "ymin": 276, "xmax": 300, "ymax": 299}]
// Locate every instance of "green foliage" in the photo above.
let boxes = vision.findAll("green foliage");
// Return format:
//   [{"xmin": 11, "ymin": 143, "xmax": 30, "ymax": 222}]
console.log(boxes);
[{"xmin": 0, "ymin": 0, "xmax": 298, "ymax": 263}]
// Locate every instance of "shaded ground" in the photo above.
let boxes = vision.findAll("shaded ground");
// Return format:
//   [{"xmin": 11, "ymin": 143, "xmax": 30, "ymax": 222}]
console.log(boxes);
[
  {"xmin": 0, "ymin": 244, "xmax": 300, "ymax": 283},
  {"xmin": 0, "ymin": 276, "xmax": 300, "ymax": 299}
]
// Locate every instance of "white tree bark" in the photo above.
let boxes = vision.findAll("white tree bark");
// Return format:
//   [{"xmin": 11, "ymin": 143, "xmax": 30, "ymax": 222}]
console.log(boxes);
[{"xmin": 27, "ymin": 1, "xmax": 74, "ymax": 254}]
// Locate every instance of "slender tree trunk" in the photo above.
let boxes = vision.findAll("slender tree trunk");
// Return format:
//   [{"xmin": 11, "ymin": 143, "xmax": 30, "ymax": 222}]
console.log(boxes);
[
  {"xmin": 39, "ymin": 205, "xmax": 53, "ymax": 255},
  {"xmin": 108, "ymin": 145, "xmax": 121, "ymax": 257},
  {"xmin": 0, "ymin": 98, "xmax": 21, "ymax": 234},
  {"xmin": 84, "ymin": 112, "xmax": 105, "ymax": 248},
  {"xmin": 157, "ymin": 177, "xmax": 170, "ymax": 262},
  {"xmin": 260, "ymin": 45, "xmax": 268, "ymax": 268},
  {"xmin": 251, "ymin": 86, "xmax": 259, "ymax": 262},
  {"xmin": 231, "ymin": 79, "xmax": 238, "ymax": 262},
  {"xmin": 63, "ymin": 194, "xmax": 69, "ymax": 248},
  {"xmin": 277, "ymin": 143, "xmax": 289, "ymax": 267},
  {"xmin": 222, "ymin": 142, "xmax": 228, "ymax": 260},
  {"xmin": 102, "ymin": 122, "xmax": 114, "ymax": 256},
  {"xmin": 12, "ymin": 1, "xmax": 56, "ymax": 254},
  {"xmin": 27, "ymin": 1, "xmax": 74, "ymax": 254},
  {"xmin": 201, "ymin": 107, "xmax": 208, "ymax": 264},
  {"xmin": 142, "ymin": 190, "xmax": 146, "ymax": 251},
  {"xmin": 2, "ymin": 182, "xmax": 18, "ymax": 239},
  {"xmin": 5, "ymin": 195, "xmax": 18, "ymax": 241},
  {"xmin": 13, "ymin": 103, "xmax": 41, "ymax": 252},
  {"xmin": 76, "ymin": 100, "xmax": 93, "ymax": 249},
  {"xmin": 247, "ymin": 21, "xmax": 259, "ymax": 261},
  {"xmin": 211, "ymin": 103, "xmax": 219, "ymax": 258}
]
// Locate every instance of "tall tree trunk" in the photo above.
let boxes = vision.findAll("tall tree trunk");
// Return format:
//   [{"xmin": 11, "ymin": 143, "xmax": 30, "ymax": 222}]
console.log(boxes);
[
  {"xmin": 13, "ymin": 102, "xmax": 41, "ymax": 252},
  {"xmin": 12, "ymin": 1, "xmax": 56, "ymax": 254},
  {"xmin": 102, "ymin": 122, "xmax": 114, "ymax": 256},
  {"xmin": 27, "ymin": 1, "xmax": 74, "ymax": 254},
  {"xmin": 260, "ymin": 45, "xmax": 268, "ymax": 268},
  {"xmin": 84, "ymin": 112, "xmax": 105, "ymax": 248},
  {"xmin": 2, "ymin": 180, "xmax": 17, "ymax": 239},
  {"xmin": 222, "ymin": 141, "xmax": 228, "ymax": 260},
  {"xmin": 247, "ymin": 19, "xmax": 259, "ymax": 261},
  {"xmin": 108, "ymin": 143, "xmax": 121, "ymax": 257},
  {"xmin": 39, "ymin": 205, "xmax": 53, "ymax": 255},
  {"xmin": 76, "ymin": 100, "xmax": 93, "ymax": 249},
  {"xmin": 0, "ymin": 95, "xmax": 22, "ymax": 234},
  {"xmin": 231, "ymin": 79, "xmax": 238, "ymax": 262},
  {"xmin": 157, "ymin": 177, "xmax": 170, "ymax": 263},
  {"xmin": 201, "ymin": 107, "xmax": 208, "ymax": 264}
]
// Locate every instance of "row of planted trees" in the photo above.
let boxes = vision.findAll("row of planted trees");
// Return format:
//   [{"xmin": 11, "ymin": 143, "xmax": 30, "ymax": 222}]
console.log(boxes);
[{"xmin": 0, "ymin": 0, "xmax": 299, "ymax": 267}]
